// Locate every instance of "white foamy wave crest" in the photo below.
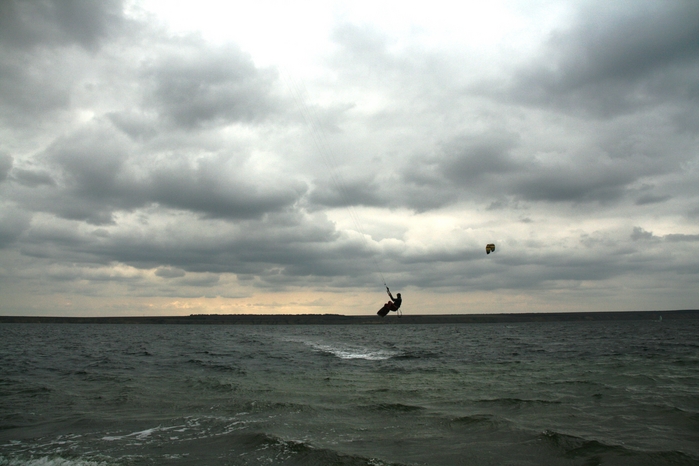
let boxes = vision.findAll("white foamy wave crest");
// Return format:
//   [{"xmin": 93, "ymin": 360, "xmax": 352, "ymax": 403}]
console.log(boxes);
[
  {"xmin": 0, "ymin": 457, "xmax": 109, "ymax": 466},
  {"xmin": 308, "ymin": 342, "xmax": 398, "ymax": 360},
  {"xmin": 101, "ymin": 426, "xmax": 163, "ymax": 441},
  {"xmin": 100, "ymin": 417, "xmax": 249, "ymax": 444}
]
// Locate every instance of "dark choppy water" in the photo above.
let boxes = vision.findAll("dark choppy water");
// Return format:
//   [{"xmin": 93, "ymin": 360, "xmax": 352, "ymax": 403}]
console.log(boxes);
[{"xmin": 1, "ymin": 319, "xmax": 698, "ymax": 465}]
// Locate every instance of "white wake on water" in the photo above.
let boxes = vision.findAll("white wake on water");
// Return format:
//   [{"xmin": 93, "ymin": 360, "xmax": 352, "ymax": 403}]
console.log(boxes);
[
  {"xmin": 303, "ymin": 341, "xmax": 398, "ymax": 360},
  {"xmin": 279, "ymin": 334, "xmax": 400, "ymax": 360}
]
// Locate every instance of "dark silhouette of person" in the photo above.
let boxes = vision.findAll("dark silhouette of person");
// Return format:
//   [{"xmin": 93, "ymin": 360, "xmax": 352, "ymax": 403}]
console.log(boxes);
[
  {"xmin": 378, "ymin": 287, "xmax": 402, "ymax": 316},
  {"xmin": 386, "ymin": 287, "xmax": 403, "ymax": 312}
]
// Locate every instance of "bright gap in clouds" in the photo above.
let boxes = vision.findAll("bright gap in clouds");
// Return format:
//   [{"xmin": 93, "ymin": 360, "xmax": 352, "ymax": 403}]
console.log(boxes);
[
  {"xmin": 133, "ymin": 0, "xmax": 336, "ymax": 70},
  {"xmin": 133, "ymin": 0, "xmax": 571, "ymax": 69}
]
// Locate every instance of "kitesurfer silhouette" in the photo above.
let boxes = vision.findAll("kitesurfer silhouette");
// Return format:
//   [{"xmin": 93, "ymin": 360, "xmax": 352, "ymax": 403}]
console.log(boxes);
[{"xmin": 377, "ymin": 287, "xmax": 402, "ymax": 317}]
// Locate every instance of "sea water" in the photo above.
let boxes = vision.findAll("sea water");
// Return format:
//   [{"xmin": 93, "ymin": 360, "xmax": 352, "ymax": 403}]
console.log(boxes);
[{"xmin": 1, "ymin": 319, "xmax": 697, "ymax": 465}]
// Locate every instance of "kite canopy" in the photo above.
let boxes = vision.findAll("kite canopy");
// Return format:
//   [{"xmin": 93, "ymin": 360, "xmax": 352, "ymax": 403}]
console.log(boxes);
[{"xmin": 485, "ymin": 244, "xmax": 496, "ymax": 254}]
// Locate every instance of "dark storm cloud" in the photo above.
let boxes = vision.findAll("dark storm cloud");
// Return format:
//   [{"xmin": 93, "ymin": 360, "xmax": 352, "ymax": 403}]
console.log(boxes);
[
  {"xmin": 398, "ymin": 131, "xmax": 634, "ymax": 208},
  {"xmin": 633, "ymin": 228, "xmax": 699, "ymax": 243},
  {"xmin": 635, "ymin": 193, "xmax": 671, "ymax": 206},
  {"xmin": 0, "ymin": 153, "xmax": 12, "ymax": 182},
  {"xmin": 174, "ymin": 273, "xmax": 219, "ymax": 287},
  {"xmin": 507, "ymin": 1, "xmax": 699, "ymax": 117},
  {"xmin": 155, "ymin": 267, "xmax": 186, "ymax": 278},
  {"xmin": 0, "ymin": 0, "xmax": 125, "ymax": 122},
  {"xmin": 106, "ymin": 111, "xmax": 158, "ymax": 141},
  {"xmin": 49, "ymin": 125, "xmax": 131, "ymax": 197},
  {"xmin": 0, "ymin": 208, "xmax": 31, "ymax": 248},
  {"xmin": 321, "ymin": 5, "xmax": 698, "ymax": 215},
  {"xmin": 438, "ymin": 133, "xmax": 521, "ymax": 184},
  {"xmin": 0, "ymin": 50, "xmax": 72, "ymax": 120},
  {"xmin": 512, "ymin": 160, "xmax": 638, "ymax": 203},
  {"xmin": 16, "ymin": 210, "xmax": 383, "ymax": 287},
  {"xmin": 0, "ymin": 0, "xmax": 123, "ymax": 50},
  {"xmin": 393, "ymin": 132, "xmax": 523, "ymax": 210},
  {"xmin": 0, "ymin": 0, "xmax": 307, "ymax": 282},
  {"xmin": 37, "ymin": 124, "xmax": 135, "ymax": 224},
  {"xmin": 393, "ymin": 114, "xmax": 689, "ymax": 209},
  {"xmin": 326, "ymin": 21, "xmax": 686, "ymax": 211},
  {"xmin": 12, "ymin": 168, "xmax": 56, "ymax": 187},
  {"xmin": 308, "ymin": 176, "xmax": 385, "ymax": 208},
  {"xmin": 10, "ymin": 120, "xmax": 306, "ymax": 225},
  {"xmin": 631, "ymin": 226, "xmax": 656, "ymax": 241},
  {"xmin": 147, "ymin": 155, "xmax": 307, "ymax": 219},
  {"xmin": 144, "ymin": 40, "xmax": 278, "ymax": 128},
  {"xmin": 665, "ymin": 233, "xmax": 699, "ymax": 242}
]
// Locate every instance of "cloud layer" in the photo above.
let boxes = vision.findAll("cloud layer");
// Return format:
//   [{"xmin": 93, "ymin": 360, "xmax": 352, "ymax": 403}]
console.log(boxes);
[{"xmin": 1, "ymin": 0, "xmax": 697, "ymax": 315}]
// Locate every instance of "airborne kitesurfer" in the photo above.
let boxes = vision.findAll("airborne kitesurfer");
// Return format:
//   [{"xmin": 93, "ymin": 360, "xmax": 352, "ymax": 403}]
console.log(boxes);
[
  {"xmin": 377, "ymin": 287, "xmax": 402, "ymax": 317},
  {"xmin": 386, "ymin": 287, "xmax": 401, "ymax": 311}
]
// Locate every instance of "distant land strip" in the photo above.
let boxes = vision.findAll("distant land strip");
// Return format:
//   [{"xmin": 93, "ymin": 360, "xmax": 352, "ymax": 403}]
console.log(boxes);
[{"xmin": 0, "ymin": 310, "xmax": 697, "ymax": 325}]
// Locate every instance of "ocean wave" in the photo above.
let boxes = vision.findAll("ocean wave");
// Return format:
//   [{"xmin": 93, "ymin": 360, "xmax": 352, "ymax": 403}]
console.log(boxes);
[
  {"xmin": 365, "ymin": 388, "xmax": 390, "ymax": 393},
  {"xmin": 362, "ymin": 403, "xmax": 424, "ymax": 413},
  {"xmin": 305, "ymin": 342, "xmax": 398, "ymax": 361},
  {"xmin": 673, "ymin": 358, "xmax": 699, "ymax": 366},
  {"xmin": 187, "ymin": 376, "xmax": 240, "ymax": 393},
  {"xmin": 232, "ymin": 431, "xmax": 405, "ymax": 466},
  {"xmin": 448, "ymin": 413, "xmax": 506, "ymax": 430},
  {"xmin": 90, "ymin": 416, "xmax": 254, "ymax": 448},
  {"xmin": 0, "ymin": 457, "xmax": 110, "ymax": 466},
  {"xmin": 101, "ymin": 426, "xmax": 163, "ymax": 442},
  {"xmin": 476, "ymin": 397, "xmax": 562, "ymax": 406},
  {"xmin": 548, "ymin": 379, "xmax": 608, "ymax": 388},
  {"xmin": 186, "ymin": 358, "xmax": 246, "ymax": 374},
  {"xmin": 393, "ymin": 350, "xmax": 442, "ymax": 360},
  {"xmin": 123, "ymin": 350, "xmax": 151, "ymax": 357},
  {"xmin": 122, "ymin": 344, "xmax": 152, "ymax": 357},
  {"xmin": 22, "ymin": 385, "xmax": 53, "ymax": 397},
  {"xmin": 77, "ymin": 372, "xmax": 133, "ymax": 384},
  {"xmin": 539, "ymin": 429, "xmax": 699, "ymax": 465},
  {"xmin": 5, "ymin": 424, "xmax": 407, "ymax": 466}
]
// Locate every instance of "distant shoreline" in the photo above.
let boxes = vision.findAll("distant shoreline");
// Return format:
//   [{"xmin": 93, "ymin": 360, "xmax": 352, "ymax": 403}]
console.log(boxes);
[{"xmin": 0, "ymin": 309, "xmax": 697, "ymax": 325}]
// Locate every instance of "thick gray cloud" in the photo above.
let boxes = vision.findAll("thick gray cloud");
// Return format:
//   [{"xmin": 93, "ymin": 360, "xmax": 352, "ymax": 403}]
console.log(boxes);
[
  {"xmin": 506, "ymin": 1, "xmax": 699, "ymax": 117},
  {"xmin": 155, "ymin": 266, "xmax": 186, "ymax": 278},
  {"xmin": 147, "ymin": 154, "xmax": 306, "ymax": 219},
  {"xmin": 0, "ymin": 153, "xmax": 12, "ymax": 182},
  {"xmin": 106, "ymin": 111, "xmax": 158, "ymax": 141},
  {"xmin": 0, "ymin": 208, "xmax": 31, "ymax": 248},
  {"xmin": 0, "ymin": 49, "xmax": 72, "ymax": 120},
  {"xmin": 394, "ymin": 127, "xmax": 679, "ymax": 209},
  {"xmin": 12, "ymin": 168, "xmax": 56, "ymax": 187},
  {"xmin": 402, "ymin": 132, "xmax": 521, "ymax": 199},
  {"xmin": 308, "ymin": 176, "xmax": 385, "ymax": 208},
  {"xmin": 143, "ymin": 40, "xmax": 279, "ymax": 128},
  {"xmin": 0, "ymin": 0, "xmax": 123, "ymax": 50},
  {"xmin": 321, "ymin": 7, "xmax": 698, "ymax": 213},
  {"xmin": 665, "ymin": 233, "xmax": 699, "ymax": 242},
  {"xmin": 513, "ymin": 159, "xmax": 640, "ymax": 203},
  {"xmin": 0, "ymin": 0, "xmax": 125, "ymax": 122},
  {"xmin": 8, "ymin": 121, "xmax": 307, "ymax": 225},
  {"xmin": 16, "ymin": 210, "xmax": 367, "ymax": 287},
  {"xmin": 439, "ymin": 133, "xmax": 521, "ymax": 184}
]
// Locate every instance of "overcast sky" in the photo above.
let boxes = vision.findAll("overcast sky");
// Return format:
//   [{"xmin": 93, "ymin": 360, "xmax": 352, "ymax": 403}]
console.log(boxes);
[{"xmin": 1, "ymin": 0, "xmax": 698, "ymax": 316}]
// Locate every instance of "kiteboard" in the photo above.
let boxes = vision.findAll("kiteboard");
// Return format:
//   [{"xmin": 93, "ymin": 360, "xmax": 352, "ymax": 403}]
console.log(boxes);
[{"xmin": 377, "ymin": 303, "xmax": 394, "ymax": 317}]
